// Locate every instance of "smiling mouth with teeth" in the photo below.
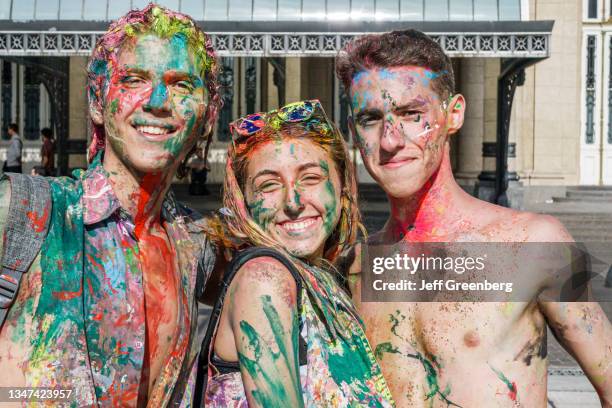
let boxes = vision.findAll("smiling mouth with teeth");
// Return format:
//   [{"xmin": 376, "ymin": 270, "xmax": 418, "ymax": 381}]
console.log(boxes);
[
  {"xmin": 278, "ymin": 217, "xmax": 320, "ymax": 233},
  {"xmin": 134, "ymin": 124, "xmax": 177, "ymax": 139}
]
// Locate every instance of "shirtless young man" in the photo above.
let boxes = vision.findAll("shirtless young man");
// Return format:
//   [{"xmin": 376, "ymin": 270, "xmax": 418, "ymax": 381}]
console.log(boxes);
[
  {"xmin": 0, "ymin": 5, "xmax": 218, "ymax": 406},
  {"xmin": 336, "ymin": 29, "xmax": 612, "ymax": 407}
]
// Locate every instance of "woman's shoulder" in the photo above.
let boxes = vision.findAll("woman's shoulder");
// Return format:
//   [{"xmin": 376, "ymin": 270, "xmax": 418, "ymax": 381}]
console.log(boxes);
[{"xmin": 231, "ymin": 253, "xmax": 299, "ymax": 298}]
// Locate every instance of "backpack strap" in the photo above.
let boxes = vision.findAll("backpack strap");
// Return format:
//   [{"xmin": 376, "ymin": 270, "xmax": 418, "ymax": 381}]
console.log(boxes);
[
  {"xmin": 193, "ymin": 247, "xmax": 304, "ymax": 408},
  {"xmin": 0, "ymin": 173, "xmax": 51, "ymax": 331}
]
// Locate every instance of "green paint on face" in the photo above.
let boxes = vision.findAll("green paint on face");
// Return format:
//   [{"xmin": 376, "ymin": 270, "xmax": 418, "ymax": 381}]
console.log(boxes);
[
  {"xmin": 319, "ymin": 160, "xmax": 338, "ymax": 235},
  {"xmin": 238, "ymin": 295, "xmax": 303, "ymax": 407},
  {"xmin": 247, "ymin": 197, "xmax": 274, "ymax": 230},
  {"xmin": 109, "ymin": 98, "xmax": 119, "ymax": 114}
]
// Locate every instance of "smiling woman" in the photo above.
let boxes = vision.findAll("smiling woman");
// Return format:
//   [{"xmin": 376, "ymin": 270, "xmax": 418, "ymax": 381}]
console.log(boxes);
[{"xmin": 199, "ymin": 100, "xmax": 395, "ymax": 407}]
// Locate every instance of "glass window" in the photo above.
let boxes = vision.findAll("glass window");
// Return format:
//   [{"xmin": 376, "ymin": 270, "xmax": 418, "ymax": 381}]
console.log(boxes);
[
  {"xmin": 131, "ymin": 0, "xmax": 151, "ymax": 10},
  {"xmin": 302, "ymin": 0, "xmax": 326, "ymax": 21},
  {"xmin": 588, "ymin": 0, "xmax": 598, "ymax": 18},
  {"xmin": 12, "ymin": 0, "xmax": 36, "ymax": 20},
  {"xmin": 229, "ymin": 0, "xmax": 253, "ymax": 20},
  {"xmin": 424, "ymin": 0, "xmax": 448, "ymax": 20},
  {"xmin": 107, "ymin": 0, "xmax": 133, "ymax": 19},
  {"xmin": 376, "ymin": 0, "xmax": 399, "ymax": 20},
  {"xmin": 59, "ymin": 0, "xmax": 83, "ymax": 19},
  {"xmin": 400, "ymin": 0, "xmax": 423, "ymax": 20},
  {"xmin": 156, "ymin": 0, "xmax": 180, "ymax": 10},
  {"xmin": 350, "ymin": 0, "xmax": 374, "ymax": 19},
  {"xmin": 181, "ymin": 0, "xmax": 205, "ymax": 19},
  {"xmin": 585, "ymin": 35, "xmax": 597, "ymax": 144},
  {"xmin": 498, "ymin": 0, "xmax": 520, "ymax": 20},
  {"xmin": 327, "ymin": 0, "xmax": 350, "ymax": 20},
  {"xmin": 449, "ymin": 0, "xmax": 472, "ymax": 20},
  {"xmin": 205, "ymin": 0, "xmax": 228, "ymax": 20},
  {"xmin": 83, "ymin": 0, "xmax": 107, "ymax": 20},
  {"xmin": 277, "ymin": 0, "xmax": 301, "ymax": 20},
  {"xmin": 35, "ymin": 0, "xmax": 60, "ymax": 19},
  {"xmin": 473, "ymin": 0, "xmax": 497, "ymax": 20},
  {"xmin": 0, "ymin": 0, "xmax": 10, "ymax": 19},
  {"xmin": 252, "ymin": 0, "xmax": 276, "ymax": 19}
]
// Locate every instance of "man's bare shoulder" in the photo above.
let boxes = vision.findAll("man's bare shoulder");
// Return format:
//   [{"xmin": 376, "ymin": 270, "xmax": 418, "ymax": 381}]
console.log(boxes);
[{"xmin": 466, "ymin": 198, "xmax": 572, "ymax": 242}]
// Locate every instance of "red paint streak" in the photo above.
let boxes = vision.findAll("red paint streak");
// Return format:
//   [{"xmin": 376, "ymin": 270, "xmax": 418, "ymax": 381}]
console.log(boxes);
[
  {"xmin": 116, "ymin": 341, "xmax": 129, "ymax": 355},
  {"xmin": 86, "ymin": 277, "xmax": 95, "ymax": 297},
  {"xmin": 26, "ymin": 206, "xmax": 50, "ymax": 234},
  {"xmin": 115, "ymin": 312, "xmax": 130, "ymax": 327},
  {"xmin": 91, "ymin": 311, "xmax": 103, "ymax": 321},
  {"xmin": 509, "ymin": 382, "xmax": 518, "ymax": 401},
  {"xmin": 52, "ymin": 285, "xmax": 83, "ymax": 300},
  {"xmin": 132, "ymin": 172, "xmax": 181, "ymax": 389},
  {"xmin": 56, "ymin": 259, "xmax": 63, "ymax": 271}
]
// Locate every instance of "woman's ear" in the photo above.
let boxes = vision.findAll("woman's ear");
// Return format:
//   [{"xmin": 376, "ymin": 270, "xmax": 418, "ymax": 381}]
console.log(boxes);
[{"xmin": 446, "ymin": 94, "xmax": 465, "ymax": 136}]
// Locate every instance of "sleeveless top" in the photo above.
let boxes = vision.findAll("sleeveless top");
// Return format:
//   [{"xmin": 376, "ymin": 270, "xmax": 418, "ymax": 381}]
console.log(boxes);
[{"xmin": 199, "ymin": 247, "xmax": 395, "ymax": 407}]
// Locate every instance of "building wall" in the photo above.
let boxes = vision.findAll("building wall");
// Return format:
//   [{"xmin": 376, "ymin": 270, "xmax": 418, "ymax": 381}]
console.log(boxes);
[{"xmin": 512, "ymin": 0, "xmax": 582, "ymax": 186}]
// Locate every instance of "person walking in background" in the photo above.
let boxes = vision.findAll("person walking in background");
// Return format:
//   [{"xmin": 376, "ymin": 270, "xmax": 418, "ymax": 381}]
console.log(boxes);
[
  {"xmin": 4, "ymin": 123, "xmax": 22, "ymax": 173},
  {"xmin": 188, "ymin": 145, "xmax": 211, "ymax": 195},
  {"xmin": 40, "ymin": 127, "xmax": 55, "ymax": 176}
]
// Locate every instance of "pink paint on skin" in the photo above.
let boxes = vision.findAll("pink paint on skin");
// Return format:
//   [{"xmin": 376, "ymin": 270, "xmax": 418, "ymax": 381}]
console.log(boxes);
[{"xmin": 349, "ymin": 66, "xmax": 464, "ymax": 241}]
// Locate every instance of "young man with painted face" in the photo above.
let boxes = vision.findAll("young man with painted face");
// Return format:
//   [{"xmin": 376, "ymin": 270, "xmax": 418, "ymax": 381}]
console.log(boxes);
[
  {"xmin": 0, "ymin": 5, "xmax": 219, "ymax": 406},
  {"xmin": 336, "ymin": 30, "xmax": 612, "ymax": 407}
]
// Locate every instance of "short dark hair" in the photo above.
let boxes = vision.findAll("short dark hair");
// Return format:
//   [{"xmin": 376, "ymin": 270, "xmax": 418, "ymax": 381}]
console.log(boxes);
[
  {"xmin": 8, "ymin": 123, "xmax": 18, "ymax": 132},
  {"xmin": 336, "ymin": 29, "xmax": 455, "ymax": 99},
  {"xmin": 41, "ymin": 127, "xmax": 53, "ymax": 138}
]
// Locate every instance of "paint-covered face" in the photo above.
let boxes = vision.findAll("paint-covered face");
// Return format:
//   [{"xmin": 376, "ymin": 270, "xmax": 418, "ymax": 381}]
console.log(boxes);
[
  {"xmin": 349, "ymin": 66, "xmax": 456, "ymax": 199},
  {"xmin": 244, "ymin": 139, "xmax": 342, "ymax": 260},
  {"xmin": 101, "ymin": 33, "xmax": 208, "ymax": 174}
]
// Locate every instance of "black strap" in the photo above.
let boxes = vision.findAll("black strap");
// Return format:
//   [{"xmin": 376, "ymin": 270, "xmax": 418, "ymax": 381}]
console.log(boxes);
[
  {"xmin": 0, "ymin": 174, "xmax": 51, "ymax": 332},
  {"xmin": 193, "ymin": 247, "xmax": 305, "ymax": 407}
]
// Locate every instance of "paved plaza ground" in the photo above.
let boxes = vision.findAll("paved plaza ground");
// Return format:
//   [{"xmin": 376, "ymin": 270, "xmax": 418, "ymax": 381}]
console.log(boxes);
[{"xmin": 175, "ymin": 183, "xmax": 611, "ymax": 407}]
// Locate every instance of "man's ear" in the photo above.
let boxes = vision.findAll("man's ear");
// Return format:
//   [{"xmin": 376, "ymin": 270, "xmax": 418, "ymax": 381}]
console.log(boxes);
[
  {"xmin": 446, "ymin": 94, "xmax": 465, "ymax": 136},
  {"xmin": 89, "ymin": 97, "xmax": 104, "ymax": 126}
]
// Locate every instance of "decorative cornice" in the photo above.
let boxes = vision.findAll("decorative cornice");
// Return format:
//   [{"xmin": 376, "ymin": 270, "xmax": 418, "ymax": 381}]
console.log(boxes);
[{"xmin": 0, "ymin": 31, "xmax": 550, "ymax": 57}]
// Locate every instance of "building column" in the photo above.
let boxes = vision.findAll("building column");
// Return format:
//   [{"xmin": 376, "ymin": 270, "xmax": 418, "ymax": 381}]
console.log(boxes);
[
  {"xmin": 475, "ymin": 59, "xmax": 500, "ymax": 203},
  {"xmin": 68, "ymin": 56, "xmax": 88, "ymax": 171},
  {"xmin": 455, "ymin": 58, "xmax": 485, "ymax": 191}
]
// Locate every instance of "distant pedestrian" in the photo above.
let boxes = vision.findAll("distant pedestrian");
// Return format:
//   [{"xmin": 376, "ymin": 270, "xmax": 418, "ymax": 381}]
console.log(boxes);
[
  {"xmin": 188, "ymin": 146, "xmax": 211, "ymax": 195},
  {"xmin": 3, "ymin": 123, "xmax": 22, "ymax": 173},
  {"xmin": 40, "ymin": 127, "xmax": 55, "ymax": 176}
]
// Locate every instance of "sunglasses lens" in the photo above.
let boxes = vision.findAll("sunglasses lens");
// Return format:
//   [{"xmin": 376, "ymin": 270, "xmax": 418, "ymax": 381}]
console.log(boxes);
[
  {"xmin": 278, "ymin": 101, "xmax": 314, "ymax": 122},
  {"xmin": 237, "ymin": 114, "xmax": 265, "ymax": 135}
]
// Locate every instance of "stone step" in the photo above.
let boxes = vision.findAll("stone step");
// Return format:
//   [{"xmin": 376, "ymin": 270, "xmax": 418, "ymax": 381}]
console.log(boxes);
[
  {"xmin": 553, "ymin": 195, "xmax": 612, "ymax": 203},
  {"xmin": 567, "ymin": 189, "xmax": 612, "ymax": 197},
  {"xmin": 567, "ymin": 185, "xmax": 612, "ymax": 191}
]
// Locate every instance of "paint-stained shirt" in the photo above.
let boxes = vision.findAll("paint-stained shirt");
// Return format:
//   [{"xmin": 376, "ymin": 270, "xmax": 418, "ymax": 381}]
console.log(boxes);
[{"xmin": 0, "ymin": 156, "xmax": 215, "ymax": 407}]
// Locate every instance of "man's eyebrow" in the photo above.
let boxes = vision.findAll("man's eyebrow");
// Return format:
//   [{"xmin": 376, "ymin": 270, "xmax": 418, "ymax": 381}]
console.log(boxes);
[
  {"xmin": 393, "ymin": 99, "xmax": 429, "ymax": 111},
  {"xmin": 121, "ymin": 67, "xmax": 149, "ymax": 76},
  {"xmin": 354, "ymin": 108, "xmax": 383, "ymax": 120},
  {"xmin": 163, "ymin": 70, "xmax": 200, "ymax": 82}
]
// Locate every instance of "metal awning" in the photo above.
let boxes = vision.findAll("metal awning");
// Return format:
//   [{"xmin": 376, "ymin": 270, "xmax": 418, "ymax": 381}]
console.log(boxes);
[
  {"xmin": 1, "ymin": 0, "xmax": 523, "ymax": 22},
  {"xmin": 0, "ymin": 20, "xmax": 552, "ymax": 57}
]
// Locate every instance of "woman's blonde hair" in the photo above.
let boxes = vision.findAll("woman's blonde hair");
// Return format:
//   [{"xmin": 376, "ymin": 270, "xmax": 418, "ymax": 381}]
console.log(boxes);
[{"xmin": 209, "ymin": 108, "xmax": 364, "ymax": 268}]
